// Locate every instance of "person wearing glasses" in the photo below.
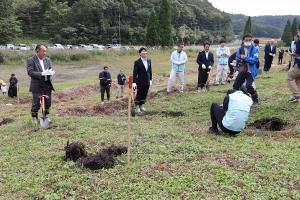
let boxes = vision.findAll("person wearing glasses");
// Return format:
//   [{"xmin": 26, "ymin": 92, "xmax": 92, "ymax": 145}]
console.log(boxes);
[{"xmin": 233, "ymin": 34, "xmax": 259, "ymax": 106}]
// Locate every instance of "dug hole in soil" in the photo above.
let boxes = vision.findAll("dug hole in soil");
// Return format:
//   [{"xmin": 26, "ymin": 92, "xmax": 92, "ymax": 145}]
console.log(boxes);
[
  {"xmin": 0, "ymin": 118, "xmax": 14, "ymax": 126},
  {"xmin": 252, "ymin": 117, "xmax": 288, "ymax": 131}
]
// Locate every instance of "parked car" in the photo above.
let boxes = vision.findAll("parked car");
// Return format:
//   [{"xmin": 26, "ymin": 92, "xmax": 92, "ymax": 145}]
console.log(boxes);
[
  {"xmin": 111, "ymin": 44, "xmax": 121, "ymax": 50},
  {"xmin": 16, "ymin": 44, "xmax": 29, "ymax": 51},
  {"xmin": 31, "ymin": 44, "xmax": 37, "ymax": 50},
  {"xmin": 6, "ymin": 44, "xmax": 15, "ymax": 50},
  {"xmin": 91, "ymin": 44, "xmax": 105, "ymax": 50},
  {"xmin": 53, "ymin": 44, "xmax": 64, "ymax": 49},
  {"xmin": 79, "ymin": 44, "xmax": 93, "ymax": 50}
]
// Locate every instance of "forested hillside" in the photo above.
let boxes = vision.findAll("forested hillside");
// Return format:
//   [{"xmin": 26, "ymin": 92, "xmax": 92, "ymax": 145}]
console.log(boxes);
[
  {"xmin": 231, "ymin": 14, "xmax": 300, "ymax": 38},
  {"xmin": 0, "ymin": 0, "xmax": 233, "ymax": 45}
]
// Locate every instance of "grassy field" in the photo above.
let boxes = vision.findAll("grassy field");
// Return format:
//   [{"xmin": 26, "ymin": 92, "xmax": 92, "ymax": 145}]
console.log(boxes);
[{"xmin": 1, "ymin": 49, "xmax": 300, "ymax": 199}]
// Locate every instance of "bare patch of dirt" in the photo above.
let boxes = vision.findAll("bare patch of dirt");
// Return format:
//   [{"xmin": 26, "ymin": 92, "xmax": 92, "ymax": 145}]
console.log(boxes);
[
  {"xmin": 57, "ymin": 98, "xmax": 128, "ymax": 116},
  {"xmin": 54, "ymin": 84, "xmax": 99, "ymax": 102},
  {"xmin": 162, "ymin": 111, "xmax": 185, "ymax": 117},
  {"xmin": 252, "ymin": 117, "xmax": 287, "ymax": 131},
  {"xmin": 0, "ymin": 118, "xmax": 14, "ymax": 126}
]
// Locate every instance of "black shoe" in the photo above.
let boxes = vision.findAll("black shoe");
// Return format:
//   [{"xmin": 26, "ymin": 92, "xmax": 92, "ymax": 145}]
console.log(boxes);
[
  {"xmin": 252, "ymin": 101, "xmax": 259, "ymax": 107},
  {"xmin": 209, "ymin": 127, "xmax": 220, "ymax": 135}
]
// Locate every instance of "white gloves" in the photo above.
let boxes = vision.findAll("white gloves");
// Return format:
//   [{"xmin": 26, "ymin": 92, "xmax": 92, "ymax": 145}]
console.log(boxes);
[
  {"xmin": 132, "ymin": 83, "xmax": 137, "ymax": 89},
  {"xmin": 150, "ymin": 80, "xmax": 152, "ymax": 86},
  {"xmin": 202, "ymin": 64, "xmax": 206, "ymax": 69},
  {"xmin": 42, "ymin": 69, "xmax": 55, "ymax": 76},
  {"xmin": 208, "ymin": 65, "xmax": 212, "ymax": 70},
  {"xmin": 269, "ymin": 53, "xmax": 274, "ymax": 56}
]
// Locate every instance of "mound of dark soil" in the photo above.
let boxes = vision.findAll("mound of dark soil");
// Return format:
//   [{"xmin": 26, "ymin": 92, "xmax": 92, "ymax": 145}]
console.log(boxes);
[
  {"xmin": 252, "ymin": 117, "xmax": 287, "ymax": 131},
  {"xmin": 0, "ymin": 118, "xmax": 14, "ymax": 126}
]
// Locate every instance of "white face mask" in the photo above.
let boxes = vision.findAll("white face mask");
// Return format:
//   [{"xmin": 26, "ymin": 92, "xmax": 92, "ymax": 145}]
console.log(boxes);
[{"xmin": 244, "ymin": 42, "xmax": 252, "ymax": 47}]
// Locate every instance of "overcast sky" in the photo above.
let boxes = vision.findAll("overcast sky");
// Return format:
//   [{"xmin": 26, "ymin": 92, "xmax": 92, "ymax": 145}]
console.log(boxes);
[{"xmin": 208, "ymin": 0, "xmax": 300, "ymax": 16}]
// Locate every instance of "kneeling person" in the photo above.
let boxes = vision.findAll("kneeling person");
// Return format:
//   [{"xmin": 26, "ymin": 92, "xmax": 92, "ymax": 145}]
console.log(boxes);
[{"xmin": 209, "ymin": 89, "xmax": 253, "ymax": 135}]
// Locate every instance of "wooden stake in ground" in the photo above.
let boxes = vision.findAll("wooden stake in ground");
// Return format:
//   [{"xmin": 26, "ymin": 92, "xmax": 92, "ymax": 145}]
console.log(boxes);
[{"xmin": 127, "ymin": 76, "xmax": 133, "ymax": 164}]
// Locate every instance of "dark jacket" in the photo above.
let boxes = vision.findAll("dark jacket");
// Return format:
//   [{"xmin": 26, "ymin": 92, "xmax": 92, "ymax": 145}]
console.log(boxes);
[
  {"xmin": 99, "ymin": 71, "xmax": 112, "ymax": 87},
  {"xmin": 117, "ymin": 73, "xmax": 126, "ymax": 85},
  {"xmin": 9, "ymin": 77, "xmax": 18, "ymax": 87},
  {"xmin": 278, "ymin": 49, "xmax": 284, "ymax": 58},
  {"xmin": 133, "ymin": 58, "xmax": 152, "ymax": 87},
  {"xmin": 27, "ymin": 55, "xmax": 54, "ymax": 93},
  {"xmin": 197, "ymin": 51, "xmax": 214, "ymax": 71},
  {"xmin": 264, "ymin": 44, "xmax": 276, "ymax": 58}
]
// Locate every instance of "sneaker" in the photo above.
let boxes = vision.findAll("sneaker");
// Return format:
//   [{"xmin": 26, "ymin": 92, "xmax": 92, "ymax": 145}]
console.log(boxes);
[
  {"xmin": 135, "ymin": 106, "xmax": 141, "ymax": 113},
  {"xmin": 289, "ymin": 96, "xmax": 298, "ymax": 103},
  {"xmin": 209, "ymin": 127, "xmax": 220, "ymax": 135},
  {"xmin": 101, "ymin": 101, "xmax": 104, "ymax": 105},
  {"xmin": 140, "ymin": 105, "xmax": 146, "ymax": 112},
  {"xmin": 202, "ymin": 88, "xmax": 207, "ymax": 92}
]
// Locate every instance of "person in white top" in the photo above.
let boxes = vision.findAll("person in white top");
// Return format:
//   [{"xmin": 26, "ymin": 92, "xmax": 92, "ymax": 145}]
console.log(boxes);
[
  {"xmin": 167, "ymin": 42, "xmax": 188, "ymax": 93},
  {"xmin": 215, "ymin": 39, "xmax": 230, "ymax": 85}
]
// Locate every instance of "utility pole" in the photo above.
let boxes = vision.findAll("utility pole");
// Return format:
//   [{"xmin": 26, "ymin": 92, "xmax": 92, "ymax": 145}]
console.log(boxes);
[{"xmin": 119, "ymin": 13, "xmax": 121, "ymax": 45}]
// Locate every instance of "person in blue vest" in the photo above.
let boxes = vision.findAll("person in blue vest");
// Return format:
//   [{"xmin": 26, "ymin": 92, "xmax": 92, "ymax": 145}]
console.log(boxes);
[
  {"xmin": 215, "ymin": 39, "xmax": 230, "ymax": 85},
  {"xmin": 209, "ymin": 89, "xmax": 253, "ymax": 135},
  {"xmin": 233, "ymin": 34, "xmax": 259, "ymax": 106},
  {"xmin": 167, "ymin": 42, "xmax": 188, "ymax": 93}
]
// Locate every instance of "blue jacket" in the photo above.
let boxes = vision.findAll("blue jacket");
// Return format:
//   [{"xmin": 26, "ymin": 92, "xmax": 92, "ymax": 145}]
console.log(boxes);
[
  {"xmin": 236, "ymin": 44, "xmax": 259, "ymax": 79},
  {"xmin": 222, "ymin": 91, "xmax": 253, "ymax": 132},
  {"xmin": 170, "ymin": 50, "xmax": 188, "ymax": 72}
]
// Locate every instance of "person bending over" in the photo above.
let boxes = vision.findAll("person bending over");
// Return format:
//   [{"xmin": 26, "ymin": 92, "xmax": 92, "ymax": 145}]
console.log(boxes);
[{"xmin": 209, "ymin": 89, "xmax": 253, "ymax": 136}]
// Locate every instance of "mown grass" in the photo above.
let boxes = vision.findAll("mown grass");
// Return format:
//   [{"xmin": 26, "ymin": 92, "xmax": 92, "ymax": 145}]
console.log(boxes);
[{"xmin": 0, "ymin": 49, "xmax": 299, "ymax": 199}]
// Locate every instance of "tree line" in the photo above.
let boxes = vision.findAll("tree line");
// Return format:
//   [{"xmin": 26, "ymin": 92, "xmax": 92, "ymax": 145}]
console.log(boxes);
[{"xmin": 0, "ymin": 0, "xmax": 233, "ymax": 46}]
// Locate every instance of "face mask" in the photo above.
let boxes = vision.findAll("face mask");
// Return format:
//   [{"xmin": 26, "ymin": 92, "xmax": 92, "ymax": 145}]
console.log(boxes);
[{"xmin": 244, "ymin": 42, "xmax": 252, "ymax": 47}]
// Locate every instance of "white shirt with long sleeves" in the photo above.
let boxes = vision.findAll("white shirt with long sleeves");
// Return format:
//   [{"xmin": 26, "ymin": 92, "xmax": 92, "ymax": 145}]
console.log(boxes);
[
  {"xmin": 39, "ymin": 58, "xmax": 45, "ymax": 72},
  {"xmin": 141, "ymin": 57, "xmax": 148, "ymax": 71}
]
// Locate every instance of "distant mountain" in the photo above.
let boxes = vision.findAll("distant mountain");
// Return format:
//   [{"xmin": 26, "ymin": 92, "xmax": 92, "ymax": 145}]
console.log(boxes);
[{"xmin": 231, "ymin": 14, "xmax": 300, "ymax": 38}]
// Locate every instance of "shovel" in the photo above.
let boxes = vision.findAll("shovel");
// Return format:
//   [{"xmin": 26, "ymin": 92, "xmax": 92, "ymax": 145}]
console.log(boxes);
[
  {"xmin": 39, "ymin": 95, "xmax": 50, "ymax": 127},
  {"xmin": 206, "ymin": 70, "xmax": 211, "ymax": 91}
]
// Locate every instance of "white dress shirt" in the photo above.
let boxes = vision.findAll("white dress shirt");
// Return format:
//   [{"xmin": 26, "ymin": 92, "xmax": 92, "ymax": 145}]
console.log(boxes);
[
  {"xmin": 141, "ymin": 58, "xmax": 148, "ymax": 71},
  {"xmin": 39, "ymin": 58, "xmax": 45, "ymax": 72},
  {"xmin": 205, "ymin": 51, "xmax": 209, "ymax": 60}
]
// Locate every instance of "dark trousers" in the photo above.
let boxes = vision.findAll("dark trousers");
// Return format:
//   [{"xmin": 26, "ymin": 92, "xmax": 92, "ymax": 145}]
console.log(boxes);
[
  {"xmin": 278, "ymin": 57, "xmax": 283, "ymax": 65},
  {"xmin": 210, "ymin": 103, "xmax": 240, "ymax": 135},
  {"xmin": 198, "ymin": 67, "xmax": 209, "ymax": 88},
  {"xmin": 233, "ymin": 72, "xmax": 258, "ymax": 102},
  {"xmin": 31, "ymin": 88, "xmax": 52, "ymax": 118},
  {"xmin": 8, "ymin": 86, "xmax": 17, "ymax": 97},
  {"xmin": 264, "ymin": 56, "xmax": 273, "ymax": 71},
  {"xmin": 100, "ymin": 85, "xmax": 110, "ymax": 102},
  {"xmin": 135, "ymin": 85, "xmax": 149, "ymax": 106}
]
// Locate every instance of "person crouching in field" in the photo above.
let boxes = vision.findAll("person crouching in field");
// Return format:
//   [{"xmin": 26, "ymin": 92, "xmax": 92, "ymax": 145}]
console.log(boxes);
[
  {"xmin": 233, "ymin": 34, "xmax": 259, "ymax": 106},
  {"xmin": 197, "ymin": 41, "xmax": 214, "ymax": 91},
  {"xmin": 99, "ymin": 66, "xmax": 112, "ymax": 104},
  {"xmin": 116, "ymin": 70, "xmax": 127, "ymax": 99},
  {"xmin": 209, "ymin": 89, "xmax": 253, "ymax": 135},
  {"xmin": 215, "ymin": 39, "xmax": 230, "ymax": 85},
  {"xmin": 167, "ymin": 42, "xmax": 188, "ymax": 93}
]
